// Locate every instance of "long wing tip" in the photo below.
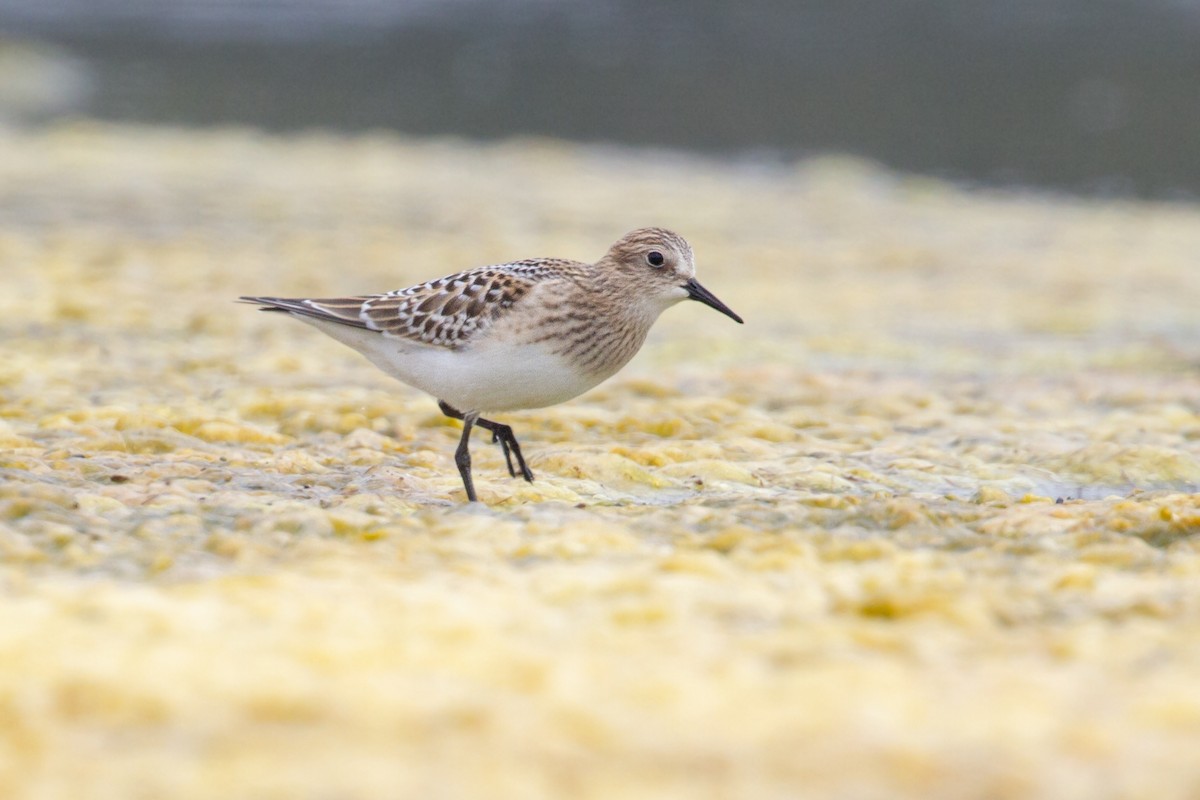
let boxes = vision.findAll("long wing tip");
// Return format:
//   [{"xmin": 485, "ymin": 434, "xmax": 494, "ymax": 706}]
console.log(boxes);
[
  {"xmin": 237, "ymin": 295, "xmax": 374, "ymax": 329},
  {"xmin": 238, "ymin": 296, "xmax": 295, "ymax": 312}
]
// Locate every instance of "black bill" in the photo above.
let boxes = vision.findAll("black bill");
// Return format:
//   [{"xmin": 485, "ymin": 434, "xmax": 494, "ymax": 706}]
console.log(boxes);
[{"xmin": 684, "ymin": 278, "xmax": 744, "ymax": 324}]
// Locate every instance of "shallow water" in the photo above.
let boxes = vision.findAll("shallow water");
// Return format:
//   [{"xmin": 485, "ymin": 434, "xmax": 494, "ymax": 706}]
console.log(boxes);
[{"xmin": 5, "ymin": 1, "xmax": 1200, "ymax": 196}]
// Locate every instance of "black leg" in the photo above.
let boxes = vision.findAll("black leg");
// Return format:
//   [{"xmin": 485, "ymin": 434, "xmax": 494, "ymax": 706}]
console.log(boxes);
[
  {"xmin": 490, "ymin": 425, "xmax": 518, "ymax": 477},
  {"xmin": 438, "ymin": 400, "xmax": 535, "ymax": 484},
  {"xmin": 475, "ymin": 420, "xmax": 534, "ymax": 483},
  {"xmin": 454, "ymin": 413, "xmax": 478, "ymax": 502},
  {"xmin": 438, "ymin": 400, "xmax": 465, "ymax": 420}
]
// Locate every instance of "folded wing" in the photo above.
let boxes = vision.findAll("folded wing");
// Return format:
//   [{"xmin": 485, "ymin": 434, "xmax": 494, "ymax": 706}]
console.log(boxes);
[{"xmin": 241, "ymin": 262, "xmax": 566, "ymax": 349}]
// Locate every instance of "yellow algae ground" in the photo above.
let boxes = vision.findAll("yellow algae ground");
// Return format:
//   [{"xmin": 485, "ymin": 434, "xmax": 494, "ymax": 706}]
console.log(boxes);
[{"xmin": 1, "ymin": 122, "xmax": 1200, "ymax": 799}]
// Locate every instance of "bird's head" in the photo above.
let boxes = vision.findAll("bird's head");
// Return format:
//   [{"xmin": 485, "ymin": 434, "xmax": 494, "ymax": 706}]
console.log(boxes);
[{"xmin": 600, "ymin": 227, "xmax": 743, "ymax": 324}]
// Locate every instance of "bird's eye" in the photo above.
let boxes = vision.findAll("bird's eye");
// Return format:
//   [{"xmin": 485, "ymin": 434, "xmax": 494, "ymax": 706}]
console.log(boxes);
[{"xmin": 646, "ymin": 251, "xmax": 665, "ymax": 268}]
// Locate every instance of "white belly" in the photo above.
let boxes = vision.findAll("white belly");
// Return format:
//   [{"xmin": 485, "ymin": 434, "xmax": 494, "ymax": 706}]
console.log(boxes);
[{"xmin": 298, "ymin": 317, "xmax": 603, "ymax": 413}]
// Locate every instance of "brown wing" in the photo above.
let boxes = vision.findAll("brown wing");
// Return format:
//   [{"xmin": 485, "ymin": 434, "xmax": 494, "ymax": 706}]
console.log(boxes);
[{"xmin": 240, "ymin": 259, "xmax": 581, "ymax": 349}]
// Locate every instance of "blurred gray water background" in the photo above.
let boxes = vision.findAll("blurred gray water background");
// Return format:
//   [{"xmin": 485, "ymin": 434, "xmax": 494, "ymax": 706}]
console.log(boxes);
[{"xmin": 1, "ymin": 0, "xmax": 1198, "ymax": 198}]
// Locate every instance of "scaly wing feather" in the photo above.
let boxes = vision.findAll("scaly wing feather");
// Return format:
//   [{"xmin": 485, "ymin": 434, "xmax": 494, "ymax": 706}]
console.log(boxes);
[{"xmin": 240, "ymin": 259, "xmax": 585, "ymax": 349}]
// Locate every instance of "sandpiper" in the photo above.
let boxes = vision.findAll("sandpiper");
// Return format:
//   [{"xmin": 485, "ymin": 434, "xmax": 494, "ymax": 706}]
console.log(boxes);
[{"xmin": 241, "ymin": 227, "xmax": 743, "ymax": 502}]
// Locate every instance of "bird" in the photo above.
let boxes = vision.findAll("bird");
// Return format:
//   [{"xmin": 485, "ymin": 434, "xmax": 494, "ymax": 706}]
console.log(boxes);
[{"xmin": 240, "ymin": 227, "xmax": 743, "ymax": 502}]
